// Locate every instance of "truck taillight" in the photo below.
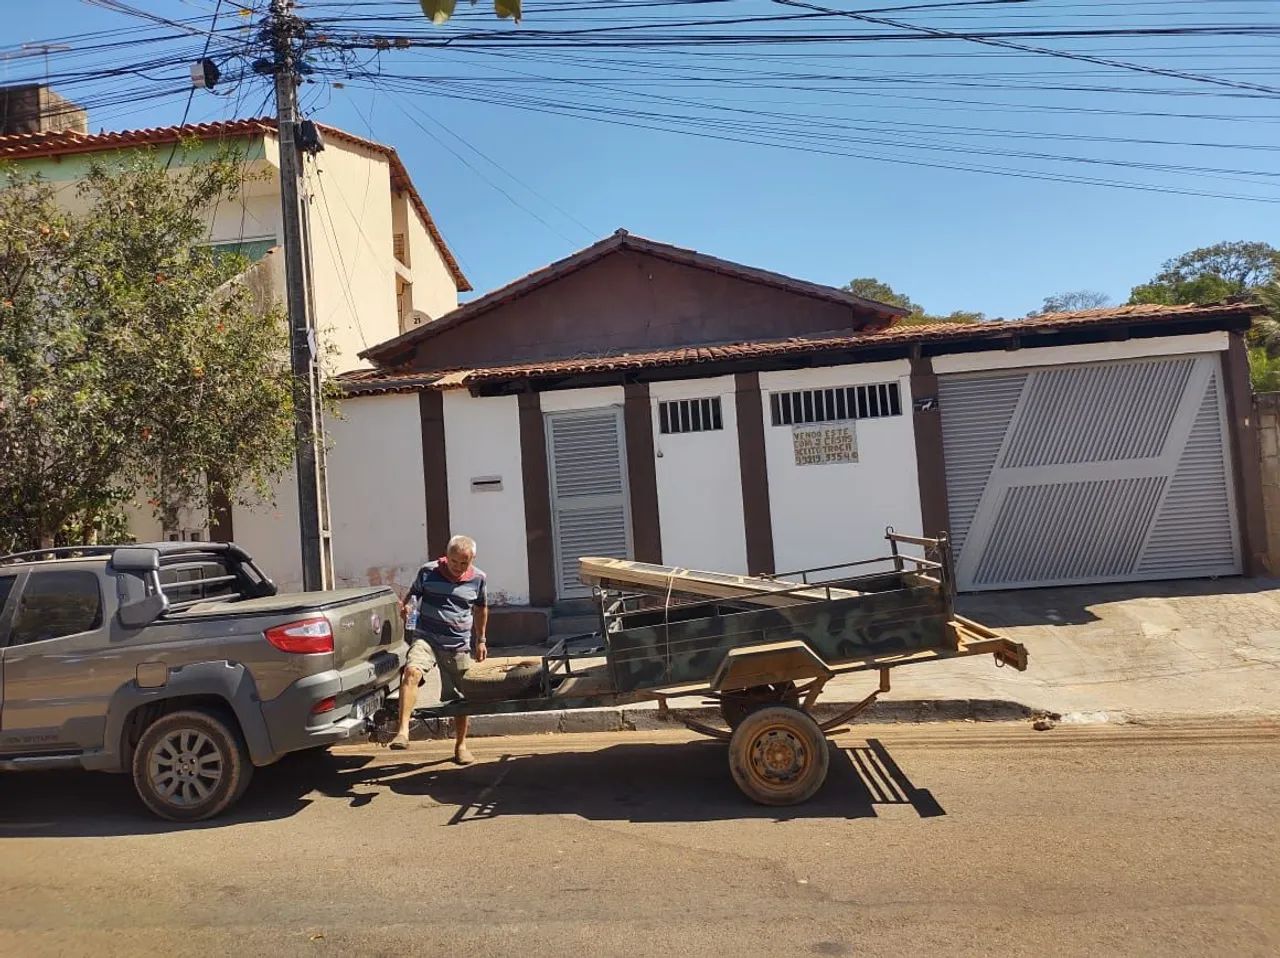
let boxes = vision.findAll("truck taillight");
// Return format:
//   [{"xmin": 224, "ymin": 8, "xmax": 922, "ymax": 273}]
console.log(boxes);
[{"xmin": 264, "ymin": 617, "xmax": 334, "ymax": 654}]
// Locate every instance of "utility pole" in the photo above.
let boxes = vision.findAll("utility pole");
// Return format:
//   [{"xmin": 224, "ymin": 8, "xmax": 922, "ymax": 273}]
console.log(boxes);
[{"xmin": 267, "ymin": 0, "xmax": 332, "ymax": 590}]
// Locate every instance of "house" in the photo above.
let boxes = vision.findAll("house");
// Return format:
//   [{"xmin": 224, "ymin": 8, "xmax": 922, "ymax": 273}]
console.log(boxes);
[
  {"xmin": 314, "ymin": 230, "xmax": 1265, "ymax": 642},
  {"xmin": 0, "ymin": 107, "xmax": 469, "ymax": 555}
]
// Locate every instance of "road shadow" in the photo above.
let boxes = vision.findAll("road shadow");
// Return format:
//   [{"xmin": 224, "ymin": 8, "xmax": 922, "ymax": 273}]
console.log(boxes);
[
  {"xmin": 372, "ymin": 738, "xmax": 943, "ymax": 825},
  {"xmin": 957, "ymin": 575, "xmax": 1280, "ymax": 628},
  {"xmin": 0, "ymin": 738, "xmax": 941, "ymax": 835}
]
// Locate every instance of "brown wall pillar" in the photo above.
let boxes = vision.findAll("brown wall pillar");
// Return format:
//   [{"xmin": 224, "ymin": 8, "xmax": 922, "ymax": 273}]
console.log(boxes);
[
  {"xmin": 1221, "ymin": 333, "xmax": 1269, "ymax": 575},
  {"xmin": 734, "ymin": 371, "xmax": 775, "ymax": 575},
  {"xmin": 519, "ymin": 392, "xmax": 557, "ymax": 606},
  {"xmin": 419, "ymin": 390, "xmax": 451, "ymax": 558},
  {"xmin": 1254, "ymin": 392, "xmax": 1280, "ymax": 575},
  {"xmin": 624, "ymin": 382, "xmax": 663, "ymax": 563},
  {"xmin": 910, "ymin": 356, "xmax": 951, "ymax": 538},
  {"xmin": 208, "ymin": 471, "xmax": 234, "ymax": 543}
]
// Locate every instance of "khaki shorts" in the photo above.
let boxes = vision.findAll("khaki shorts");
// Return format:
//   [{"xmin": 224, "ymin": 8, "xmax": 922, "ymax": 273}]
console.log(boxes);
[{"xmin": 406, "ymin": 639, "xmax": 472, "ymax": 701}]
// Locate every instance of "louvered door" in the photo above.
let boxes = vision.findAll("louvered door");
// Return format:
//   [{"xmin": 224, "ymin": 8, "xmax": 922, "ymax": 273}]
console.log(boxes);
[
  {"xmin": 938, "ymin": 353, "xmax": 1240, "ymax": 591},
  {"xmin": 545, "ymin": 407, "xmax": 633, "ymax": 598}
]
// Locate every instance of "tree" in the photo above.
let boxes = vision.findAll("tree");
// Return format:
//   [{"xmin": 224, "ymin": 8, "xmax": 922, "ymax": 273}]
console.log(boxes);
[
  {"xmin": 844, "ymin": 277, "xmax": 919, "ymax": 313},
  {"xmin": 419, "ymin": 0, "xmax": 520, "ymax": 24},
  {"xmin": 843, "ymin": 276, "xmax": 983, "ymax": 325},
  {"xmin": 0, "ymin": 151, "xmax": 300, "ymax": 552},
  {"xmin": 1128, "ymin": 241, "xmax": 1279, "ymax": 306},
  {"xmin": 1031, "ymin": 290, "xmax": 1111, "ymax": 315}
]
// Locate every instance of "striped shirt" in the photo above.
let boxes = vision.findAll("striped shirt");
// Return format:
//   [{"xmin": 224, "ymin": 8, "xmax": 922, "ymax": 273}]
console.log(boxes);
[{"xmin": 407, "ymin": 559, "xmax": 488, "ymax": 651}]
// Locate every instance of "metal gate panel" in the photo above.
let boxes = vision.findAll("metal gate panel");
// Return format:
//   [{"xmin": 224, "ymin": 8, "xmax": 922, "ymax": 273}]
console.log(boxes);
[
  {"xmin": 1000, "ymin": 358, "xmax": 1194, "ymax": 467},
  {"xmin": 1138, "ymin": 368, "xmax": 1240, "ymax": 576},
  {"xmin": 937, "ymin": 373, "xmax": 1027, "ymax": 558},
  {"xmin": 940, "ymin": 353, "xmax": 1240, "ymax": 591},
  {"xmin": 973, "ymin": 476, "xmax": 1167, "ymax": 588},
  {"xmin": 546, "ymin": 408, "xmax": 632, "ymax": 599}
]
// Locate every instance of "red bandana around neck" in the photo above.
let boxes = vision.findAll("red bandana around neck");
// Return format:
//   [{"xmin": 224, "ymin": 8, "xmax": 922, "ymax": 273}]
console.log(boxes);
[{"xmin": 436, "ymin": 556, "xmax": 476, "ymax": 583}]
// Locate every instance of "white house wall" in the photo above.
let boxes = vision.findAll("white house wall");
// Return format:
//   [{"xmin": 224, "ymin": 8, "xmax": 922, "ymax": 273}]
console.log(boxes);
[
  {"xmin": 232, "ymin": 472, "xmax": 304, "ymax": 594},
  {"xmin": 759, "ymin": 360, "xmax": 922, "ymax": 575},
  {"xmin": 649, "ymin": 376, "xmax": 749, "ymax": 573},
  {"xmin": 328, "ymin": 393, "xmax": 429, "ymax": 596},
  {"xmin": 123, "ymin": 500, "xmax": 165, "ymax": 543},
  {"xmin": 442, "ymin": 392, "xmax": 531, "ymax": 604},
  {"xmin": 207, "ymin": 190, "xmax": 280, "ymax": 250},
  {"xmin": 401, "ymin": 194, "xmax": 462, "ymax": 322},
  {"xmin": 304, "ymin": 144, "xmax": 400, "ymax": 371},
  {"xmin": 539, "ymin": 386, "xmax": 626, "ymax": 413}
]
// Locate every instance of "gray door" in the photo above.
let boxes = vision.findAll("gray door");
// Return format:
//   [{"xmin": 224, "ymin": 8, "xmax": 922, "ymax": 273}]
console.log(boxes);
[
  {"xmin": 546, "ymin": 407, "xmax": 633, "ymax": 599},
  {"xmin": 0, "ymin": 569, "xmax": 109, "ymax": 753},
  {"xmin": 939, "ymin": 353, "xmax": 1240, "ymax": 591}
]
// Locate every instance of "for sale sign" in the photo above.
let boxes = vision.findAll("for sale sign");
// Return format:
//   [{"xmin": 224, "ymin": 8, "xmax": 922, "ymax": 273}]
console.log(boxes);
[{"xmin": 792, "ymin": 422, "xmax": 858, "ymax": 466}]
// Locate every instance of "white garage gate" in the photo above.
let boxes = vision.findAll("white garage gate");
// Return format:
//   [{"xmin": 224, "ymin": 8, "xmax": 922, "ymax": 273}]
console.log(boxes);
[{"xmin": 938, "ymin": 352, "xmax": 1240, "ymax": 591}]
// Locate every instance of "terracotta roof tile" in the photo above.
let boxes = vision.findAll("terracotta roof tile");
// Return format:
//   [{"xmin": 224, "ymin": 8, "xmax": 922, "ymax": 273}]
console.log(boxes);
[
  {"xmin": 338, "ymin": 301, "xmax": 1260, "ymax": 396},
  {"xmin": 0, "ymin": 116, "xmax": 470, "ymax": 292}
]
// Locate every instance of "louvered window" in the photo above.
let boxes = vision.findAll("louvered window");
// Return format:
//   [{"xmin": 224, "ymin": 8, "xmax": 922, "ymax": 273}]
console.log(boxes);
[
  {"xmin": 769, "ymin": 382, "xmax": 901, "ymax": 426},
  {"xmin": 658, "ymin": 397, "xmax": 723, "ymax": 434},
  {"xmin": 546, "ymin": 409, "xmax": 632, "ymax": 598}
]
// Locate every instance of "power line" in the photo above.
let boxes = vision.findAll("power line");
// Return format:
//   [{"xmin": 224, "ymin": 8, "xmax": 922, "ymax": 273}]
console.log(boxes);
[
  {"xmin": 167, "ymin": 0, "xmax": 227, "ymax": 169},
  {"xmin": 773, "ymin": 0, "xmax": 1280, "ymax": 96},
  {"xmin": 381, "ymin": 88, "xmax": 597, "ymax": 243}
]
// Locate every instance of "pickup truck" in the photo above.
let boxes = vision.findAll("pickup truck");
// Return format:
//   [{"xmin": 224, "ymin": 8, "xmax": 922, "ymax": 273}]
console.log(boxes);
[{"xmin": 0, "ymin": 542, "xmax": 405, "ymax": 821}]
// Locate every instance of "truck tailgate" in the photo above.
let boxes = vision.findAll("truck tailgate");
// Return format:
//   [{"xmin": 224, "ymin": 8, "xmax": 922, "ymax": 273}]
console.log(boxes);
[
  {"xmin": 328, "ymin": 591, "xmax": 403, "ymax": 673},
  {"xmin": 180, "ymin": 586, "xmax": 404, "ymax": 683}
]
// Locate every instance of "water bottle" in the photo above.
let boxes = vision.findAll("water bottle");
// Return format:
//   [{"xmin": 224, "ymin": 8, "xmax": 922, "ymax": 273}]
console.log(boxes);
[{"xmin": 405, "ymin": 596, "xmax": 420, "ymax": 633}]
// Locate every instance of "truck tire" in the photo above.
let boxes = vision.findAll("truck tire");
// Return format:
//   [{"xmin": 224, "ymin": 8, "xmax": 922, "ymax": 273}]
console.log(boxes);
[
  {"xmin": 131, "ymin": 708, "xmax": 253, "ymax": 822},
  {"xmin": 728, "ymin": 706, "xmax": 829, "ymax": 806},
  {"xmin": 456, "ymin": 660, "xmax": 543, "ymax": 703}
]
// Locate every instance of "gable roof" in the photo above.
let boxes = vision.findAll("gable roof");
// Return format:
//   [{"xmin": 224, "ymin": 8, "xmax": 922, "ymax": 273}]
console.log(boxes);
[
  {"xmin": 358, "ymin": 229, "xmax": 908, "ymax": 365},
  {"xmin": 0, "ymin": 116, "xmax": 471, "ymax": 292},
  {"xmin": 340, "ymin": 300, "xmax": 1260, "ymax": 395}
]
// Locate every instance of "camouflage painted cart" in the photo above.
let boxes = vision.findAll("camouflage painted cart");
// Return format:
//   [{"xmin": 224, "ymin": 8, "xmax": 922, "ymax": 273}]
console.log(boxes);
[{"xmin": 406, "ymin": 532, "xmax": 1028, "ymax": 806}]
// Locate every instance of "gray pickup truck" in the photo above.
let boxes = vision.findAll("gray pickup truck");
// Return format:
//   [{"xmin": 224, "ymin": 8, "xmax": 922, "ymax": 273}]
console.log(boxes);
[{"xmin": 0, "ymin": 542, "xmax": 405, "ymax": 821}]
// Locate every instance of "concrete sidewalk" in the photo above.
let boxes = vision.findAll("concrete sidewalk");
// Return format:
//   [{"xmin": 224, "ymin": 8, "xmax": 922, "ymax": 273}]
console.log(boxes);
[{"xmin": 408, "ymin": 577, "xmax": 1280, "ymax": 737}]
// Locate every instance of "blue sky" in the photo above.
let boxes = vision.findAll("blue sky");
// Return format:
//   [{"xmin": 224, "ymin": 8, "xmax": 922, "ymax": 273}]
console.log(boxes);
[{"xmin": 5, "ymin": 0, "xmax": 1279, "ymax": 318}]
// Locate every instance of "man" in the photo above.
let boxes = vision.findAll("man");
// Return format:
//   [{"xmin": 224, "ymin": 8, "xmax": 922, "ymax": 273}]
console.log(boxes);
[{"xmin": 389, "ymin": 534, "xmax": 489, "ymax": 764}]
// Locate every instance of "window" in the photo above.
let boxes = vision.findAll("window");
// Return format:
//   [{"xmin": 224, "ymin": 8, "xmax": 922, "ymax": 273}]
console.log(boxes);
[
  {"xmin": 658, "ymin": 397, "xmax": 723, "ymax": 435},
  {"xmin": 0, "ymin": 575, "xmax": 15, "ymax": 615},
  {"xmin": 769, "ymin": 382, "xmax": 902, "ymax": 426},
  {"xmin": 204, "ymin": 238, "xmax": 276, "ymax": 264},
  {"xmin": 159, "ymin": 560, "xmax": 241, "ymax": 603},
  {"xmin": 10, "ymin": 571, "xmax": 103, "ymax": 646}
]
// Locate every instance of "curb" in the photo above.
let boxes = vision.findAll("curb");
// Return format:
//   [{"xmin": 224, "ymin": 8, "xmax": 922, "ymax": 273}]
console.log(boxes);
[{"xmin": 399, "ymin": 698, "xmax": 1043, "ymax": 740}]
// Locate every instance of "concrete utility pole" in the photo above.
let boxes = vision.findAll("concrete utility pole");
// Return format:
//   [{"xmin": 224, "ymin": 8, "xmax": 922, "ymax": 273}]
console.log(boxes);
[{"xmin": 268, "ymin": 0, "xmax": 332, "ymax": 590}]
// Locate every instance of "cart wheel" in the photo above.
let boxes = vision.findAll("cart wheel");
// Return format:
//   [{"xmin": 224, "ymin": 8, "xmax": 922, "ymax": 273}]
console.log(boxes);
[
  {"xmin": 728, "ymin": 706, "xmax": 829, "ymax": 806},
  {"xmin": 719, "ymin": 682, "xmax": 800, "ymax": 729}
]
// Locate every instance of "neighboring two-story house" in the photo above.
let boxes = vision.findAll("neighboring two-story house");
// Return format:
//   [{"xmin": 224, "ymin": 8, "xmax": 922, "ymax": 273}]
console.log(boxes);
[{"xmin": 0, "ymin": 109, "xmax": 470, "ymax": 566}]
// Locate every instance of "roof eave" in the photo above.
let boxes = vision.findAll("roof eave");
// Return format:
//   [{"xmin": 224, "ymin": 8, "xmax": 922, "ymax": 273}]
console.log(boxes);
[{"xmin": 343, "ymin": 302, "xmax": 1260, "ymax": 396}]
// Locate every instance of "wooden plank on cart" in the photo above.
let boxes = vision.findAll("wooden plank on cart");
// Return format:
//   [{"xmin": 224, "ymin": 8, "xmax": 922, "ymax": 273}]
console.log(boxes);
[{"xmin": 578, "ymin": 556, "xmax": 861, "ymax": 607}]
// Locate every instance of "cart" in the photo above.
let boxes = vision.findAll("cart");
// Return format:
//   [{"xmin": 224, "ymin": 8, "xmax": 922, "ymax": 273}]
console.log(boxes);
[{"xmin": 399, "ymin": 531, "xmax": 1028, "ymax": 806}]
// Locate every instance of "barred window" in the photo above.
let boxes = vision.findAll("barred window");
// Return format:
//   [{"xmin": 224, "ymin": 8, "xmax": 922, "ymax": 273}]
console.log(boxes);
[
  {"xmin": 658, "ymin": 397, "xmax": 723, "ymax": 434},
  {"xmin": 770, "ymin": 382, "xmax": 902, "ymax": 426}
]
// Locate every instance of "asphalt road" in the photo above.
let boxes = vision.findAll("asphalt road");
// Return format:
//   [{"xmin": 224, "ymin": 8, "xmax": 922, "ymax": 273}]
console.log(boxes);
[{"xmin": 1, "ymin": 721, "xmax": 1277, "ymax": 958}]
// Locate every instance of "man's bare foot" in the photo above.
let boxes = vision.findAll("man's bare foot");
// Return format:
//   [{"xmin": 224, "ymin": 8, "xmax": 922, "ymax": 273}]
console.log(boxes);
[
  {"xmin": 454, "ymin": 745, "xmax": 476, "ymax": 765},
  {"xmin": 389, "ymin": 733, "xmax": 410, "ymax": 750}
]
